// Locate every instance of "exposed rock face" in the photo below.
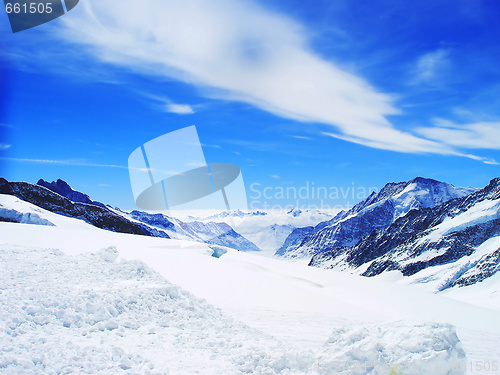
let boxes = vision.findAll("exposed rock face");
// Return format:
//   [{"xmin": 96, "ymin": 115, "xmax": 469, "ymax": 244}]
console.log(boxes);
[
  {"xmin": 277, "ymin": 177, "xmax": 475, "ymax": 259},
  {"xmin": 0, "ymin": 178, "xmax": 155, "ymax": 237}
]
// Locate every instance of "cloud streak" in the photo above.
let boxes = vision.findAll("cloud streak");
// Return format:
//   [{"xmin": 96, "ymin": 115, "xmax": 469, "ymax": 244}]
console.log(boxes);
[
  {"xmin": 417, "ymin": 119, "xmax": 500, "ymax": 150},
  {"xmin": 0, "ymin": 157, "xmax": 129, "ymax": 169},
  {"xmin": 0, "ymin": 157, "xmax": 186, "ymax": 174},
  {"xmin": 138, "ymin": 92, "xmax": 195, "ymax": 115},
  {"xmin": 166, "ymin": 103, "xmax": 195, "ymax": 115},
  {"xmin": 412, "ymin": 49, "xmax": 449, "ymax": 85}
]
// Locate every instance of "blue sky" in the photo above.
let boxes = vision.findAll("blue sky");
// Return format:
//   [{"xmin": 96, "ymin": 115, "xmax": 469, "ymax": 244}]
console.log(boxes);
[{"xmin": 1, "ymin": 0, "xmax": 500, "ymax": 211}]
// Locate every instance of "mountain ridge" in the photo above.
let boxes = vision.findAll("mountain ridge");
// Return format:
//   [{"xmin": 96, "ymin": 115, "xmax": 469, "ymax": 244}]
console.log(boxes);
[
  {"xmin": 37, "ymin": 178, "xmax": 107, "ymax": 208},
  {"xmin": 0, "ymin": 177, "xmax": 153, "ymax": 236},
  {"xmin": 276, "ymin": 177, "xmax": 476, "ymax": 259}
]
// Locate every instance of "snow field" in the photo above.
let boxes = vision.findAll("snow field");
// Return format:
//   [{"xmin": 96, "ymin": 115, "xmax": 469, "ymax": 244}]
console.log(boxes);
[
  {"xmin": 0, "ymin": 243, "xmax": 470, "ymax": 375},
  {"xmin": 0, "ymin": 246, "xmax": 312, "ymax": 374}
]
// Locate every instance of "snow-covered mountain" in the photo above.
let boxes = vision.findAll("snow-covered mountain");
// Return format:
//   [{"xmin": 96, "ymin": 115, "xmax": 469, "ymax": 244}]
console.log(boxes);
[
  {"xmin": 188, "ymin": 209, "xmax": 268, "ymax": 221},
  {"xmin": 119, "ymin": 210, "xmax": 260, "ymax": 251},
  {"xmin": 0, "ymin": 178, "xmax": 259, "ymax": 251},
  {"xmin": 310, "ymin": 177, "xmax": 500, "ymax": 291},
  {"xmin": 0, "ymin": 178, "xmax": 154, "ymax": 236},
  {"xmin": 186, "ymin": 207, "xmax": 333, "ymax": 224},
  {"xmin": 277, "ymin": 177, "xmax": 476, "ymax": 259}
]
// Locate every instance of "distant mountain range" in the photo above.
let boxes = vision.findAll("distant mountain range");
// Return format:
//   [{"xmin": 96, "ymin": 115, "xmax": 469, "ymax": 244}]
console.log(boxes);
[
  {"xmin": 189, "ymin": 207, "xmax": 336, "ymax": 253},
  {"xmin": 122, "ymin": 209, "xmax": 259, "ymax": 251},
  {"xmin": 188, "ymin": 209, "xmax": 268, "ymax": 221},
  {"xmin": 276, "ymin": 177, "xmax": 476, "ymax": 258}
]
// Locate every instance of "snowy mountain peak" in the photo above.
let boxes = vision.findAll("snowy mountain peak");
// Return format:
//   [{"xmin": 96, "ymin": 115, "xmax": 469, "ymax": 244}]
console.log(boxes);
[
  {"xmin": 477, "ymin": 176, "xmax": 500, "ymax": 198},
  {"xmin": 287, "ymin": 208, "xmax": 302, "ymax": 217},
  {"xmin": 389, "ymin": 178, "xmax": 476, "ymax": 219},
  {"xmin": 351, "ymin": 177, "xmax": 476, "ymax": 221},
  {"xmin": 190, "ymin": 209, "xmax": 268, "ymax": 221},
  {"xmin": 277, "ymin": 177, "xmax": 476, "ymax": 259}
]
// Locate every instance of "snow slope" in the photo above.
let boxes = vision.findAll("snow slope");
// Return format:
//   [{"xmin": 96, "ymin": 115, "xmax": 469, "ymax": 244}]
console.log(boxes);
[
  {"xmin": 0, "ymin": 194, "xmax": 100, "ymax": 229},
  {"xmin": 1, "ymin": 221, "xmax": 498, "ymax": 373},
  {"xmin": 1, "ymin": 245, "xmax": 308, "ymax": 375}
]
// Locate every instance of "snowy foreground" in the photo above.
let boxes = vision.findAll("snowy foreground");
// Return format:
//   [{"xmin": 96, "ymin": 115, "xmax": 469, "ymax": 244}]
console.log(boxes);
[{"xmin": 1, "ymin": 201, "xmax": 499, "ymax": 374}]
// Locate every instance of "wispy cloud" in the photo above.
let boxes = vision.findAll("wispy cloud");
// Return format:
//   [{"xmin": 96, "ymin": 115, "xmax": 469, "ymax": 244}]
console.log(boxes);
[
  {"xmin": 223, "ymin": 139, "xmax": 280, "ymax": 152},
  {"xmin": 201, "ymin": 143, "xmax": 221, "ymax": 149},
  {"xmin": 270, "ymin": 175, "xmax": 280, "ymax": 179},
  {"xmin": 0, "ymin": 157, "xmax": 129, "ymax": 169},
  {"xmin": 55, "ymin": 0, "xmax": 463, "ymax": 156},
  {"xmin": 412, "ymin": 49, "xmax": 449, "ymax": 85},
  {"xmin": 0, "ymin": 144, "xmax": 11, "ymax": 150},
  {"xmin": 138, "ymin": 92, "xmax": 195, "ymax": 115},
  {"xmin": 0, "ymin": 123, "xmax": 14, "ymax": 128},
  {"xmin": 166, "ymin": 103, "xmax": 195, "ymax": 114},
  {"xmin": 0, "ymin": 157, "xmax": 187, "ymax": 173},
  {"xmin": 417, "ymin": 119, "xmax": 500, "ymax": 150},
  {"xmin": 322, "ymin": 130, "xmax": 450, "ymax": 154},
  {"xmin": 290, "ymin": 135, "xmax": 311, "ymax": 140}
]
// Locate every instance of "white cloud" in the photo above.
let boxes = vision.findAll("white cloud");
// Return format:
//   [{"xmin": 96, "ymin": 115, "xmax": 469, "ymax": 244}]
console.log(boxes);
[
  {"xmin": 0, "ymin": 144, "xmax": 11, "ymax": 150},
  {"xmin": 271, "ymin": 175, "xmax": 280, "ymax": 179},
  {"xmin": 55, "ymin": 0, "xmax": 485, "ymax": 158},
  {"xmin": 166, "ymin": 103, "xmax": 195, "ymax": 115},
  {"xmin": 417, "ymin": 119, "xmax": 500, "ymax": 150},
  {"xmin": 138, "ymin": 92, "xmax": 195, "ymax": 114},
  {"xmin": 412, "ymin": 49, "xmax": 449, "ymax": 85},
  {"xmin": 290, "ymin": 135, "xmax": 311, "ymax": 140}
]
